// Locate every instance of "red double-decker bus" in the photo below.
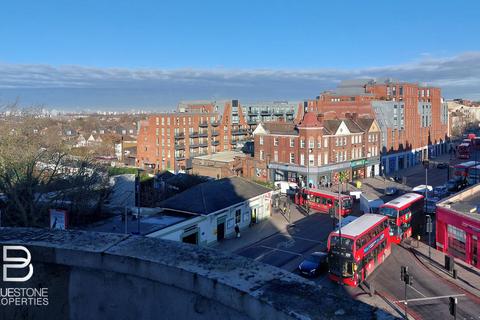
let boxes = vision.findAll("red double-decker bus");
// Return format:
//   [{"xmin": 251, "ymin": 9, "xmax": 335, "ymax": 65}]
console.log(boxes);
[
  {"xmin": 327, "ymin": 214, "xmax": 391, "ymax": 287},
  {"xmin": 454, "ymin": 161, "xmax": 479, "ymax": 177},
  {"xmin": 378, "ymin": 193, "xmax": 424, "ymax": 244},
  {"xmin": 457, "ymin": 143, "xmax": 471, "ymax": 159},
  {"xmin": 294, "ymin": 188, "xmax": 352, "ymax": 216}
]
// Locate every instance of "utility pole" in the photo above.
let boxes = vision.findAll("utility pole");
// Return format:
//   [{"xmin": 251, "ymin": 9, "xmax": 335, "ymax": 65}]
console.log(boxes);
[
  {"xmin": 426, "ymin": 215, "xmax": 432, "ymax": 260},
  {"xmin": 135, "ymin": 172, "xmax": 141, "ymax": 234}
]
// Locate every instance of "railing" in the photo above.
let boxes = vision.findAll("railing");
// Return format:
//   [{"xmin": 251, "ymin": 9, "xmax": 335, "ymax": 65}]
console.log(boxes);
[
  {"xmin": 199, "ymin": 122, "xmax": 209, "ymax": 127},
  {"xmin": 175, "ymin": 144, "xmax": 185, "ymax": 150},
  {"xmin": 211, "ymin": 121, "xmax": 220, "ymax": 126},
  {"xmin": 174, "ymin": 133, "xmax": 185, "ymax": 139},
  {"xmin": 190, "ymin": 132, "xmax": 199, "ymax": 138},
  {"xmin": 211, "ymin": 130, "xmax": 219, "ymax": 136}
]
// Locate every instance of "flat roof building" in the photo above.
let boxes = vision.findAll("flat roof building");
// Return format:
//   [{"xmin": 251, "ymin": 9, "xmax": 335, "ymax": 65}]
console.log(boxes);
[{"xmin": 436, "ymin": 184, "xmax": 480, "ymax": 268}]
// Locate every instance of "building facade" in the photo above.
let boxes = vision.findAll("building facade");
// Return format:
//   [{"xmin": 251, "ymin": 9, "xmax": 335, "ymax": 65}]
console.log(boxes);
[
  {"xmin": 300, "ymin": 79, "xmax": 449, "ymax": 174},
  {"xmin": 436, "ymin": 184, "xmax": 480, "ymax": 269},
  {"xmin": 253, "ymin": 112, "xmax": 381, "ymax": 186},
  {"xmin": 136, "ymin": 100, "xmax": 301, "ymax": 171}
]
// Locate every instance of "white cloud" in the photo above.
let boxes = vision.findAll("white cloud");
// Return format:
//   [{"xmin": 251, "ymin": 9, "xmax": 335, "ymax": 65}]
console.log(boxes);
[{"xmin": 0, "ymin": 51, "xmax": 479, "ymax": 108}]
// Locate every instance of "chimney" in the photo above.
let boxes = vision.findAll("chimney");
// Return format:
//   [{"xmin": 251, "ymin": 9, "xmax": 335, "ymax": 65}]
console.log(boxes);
[{"xmin": 317, "ymin": 113, "xmax": 324, "ymax": 124}]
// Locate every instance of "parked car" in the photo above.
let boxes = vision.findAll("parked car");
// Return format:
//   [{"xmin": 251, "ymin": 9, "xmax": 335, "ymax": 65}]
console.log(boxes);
[
  {"xmin": 385, "ymin": 186, "xmax": 399, "ymax": 196},
  {"xmin": 446, "ymin": 177, "xmax": 467, "ymax": 192},
  {"xmin": 433, "ymin": 185, "xmax": 449, "ymax": 198},
  {"xmin": 437, "ymin": 162, "xmax": 449, "ymax": 169},
  {"xmin": 298, "ymin": 252, "xmax": 328, "ymax": 277}
]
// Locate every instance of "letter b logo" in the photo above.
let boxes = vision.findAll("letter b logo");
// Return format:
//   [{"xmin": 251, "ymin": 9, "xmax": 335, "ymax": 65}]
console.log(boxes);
[{"xmin": 3, "ymin": 246, "xmax": 33, "ymax": 282}]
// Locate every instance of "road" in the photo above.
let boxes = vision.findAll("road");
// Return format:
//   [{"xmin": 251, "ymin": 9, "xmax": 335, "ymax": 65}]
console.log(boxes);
[
  {"xmin": 236, "ymin": 210, "xmax": 332, "ymax": 270},
  {"xmin": 369, "ymin": 244, "xmax": 480, "ymax": 320}
]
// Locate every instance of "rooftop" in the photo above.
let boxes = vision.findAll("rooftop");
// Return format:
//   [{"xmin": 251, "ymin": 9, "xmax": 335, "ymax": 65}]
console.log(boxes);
[
  {"xmin": 438, "ymin": 184, "xmax": 480, "ymax": 221},
  {"xmin": 193, "ymin": 151, "xmax": 246, "ymax": 163},
  {"xmin": 160, "ymin": 177, "xmax": 272, "ymax": 215},
  {"xmin": 85, "ymin": 210, "xmax": 191, "ymax": 235}
]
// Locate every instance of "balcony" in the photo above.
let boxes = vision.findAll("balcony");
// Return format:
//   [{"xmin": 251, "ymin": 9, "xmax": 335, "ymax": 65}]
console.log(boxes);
[
  {"xmin": 174, "ymin": 133, "xmax": 185, "ymax": 139},
  {"xmin": 175, "ymin": 155, "xmax": 185, "ymax": 161},
  {"xmin": 248, "ymin": 110, "xmax": 258, "ymax": 115},
  {"xmin": 190, "ymin": 132, "xmax": 199, "ymax": 138},
  {"xmin": 211, "ymin": 130, "xmax": 219, "ymax": 136},
  {"xmin": 199, "ymin": 121, "xmax": 209, "ymax": 127},
  {"xmin": 199, "ymin": 142, "xmax": 208, "ymax": 147},
  {"xmin": 211, "ymin": 120, "xmax": 220, "ymax": 127},
  {"xmin": 247, "ymin": 120, "xmax": 258, "ymax": 125},
  {"xmin": 198, "ymin": 132, "xmax": 208, "ymax": 138},
  {"xmin": 286, "ymin": 110, "xmax": 294, "ymax": 115},
  {"xmin": 212, "ymin": 140, "xmax": 220, "ymax": 146},
  {"xmin": 190, "ymin": 143, "xmax": 200, "ymax": 149},
  {"xmin": 232, "ymin": 129, "xmax": 248, "ymax": 136},
  {"xmin": 260, "ymin": 110, "xmax": 271, "ymax": 115},
  {"xmin": 175, "ymin": 144, "xmax": 185, "ymax": 150},
  {"xmin": 274, "ymin": 111, "xmax": 284, "ymax": 116}
]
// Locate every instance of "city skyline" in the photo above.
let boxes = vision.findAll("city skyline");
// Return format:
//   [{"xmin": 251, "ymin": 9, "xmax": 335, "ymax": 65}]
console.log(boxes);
[{"xmin": 1, "ymin": 0, "xmax": 479, "ymax": 109}]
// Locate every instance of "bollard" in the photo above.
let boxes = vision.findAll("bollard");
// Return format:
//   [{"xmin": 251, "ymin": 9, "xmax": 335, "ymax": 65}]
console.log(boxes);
[
  {"xmin": 453, "ymin": 269, "xmax": 457, "ymax": 279},
  {"xmin": 417, "ymin": 235, "xmax": 421, "ymax": 248}
]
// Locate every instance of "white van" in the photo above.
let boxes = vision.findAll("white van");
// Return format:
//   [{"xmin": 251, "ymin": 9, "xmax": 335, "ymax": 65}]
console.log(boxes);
[
  {"xmin": 359, "ymin": 192, "xmax": 384, "ymax": 214},
  {"xmin": 274, "ymin": 181, "xmax": 298, "ymax": 195}
]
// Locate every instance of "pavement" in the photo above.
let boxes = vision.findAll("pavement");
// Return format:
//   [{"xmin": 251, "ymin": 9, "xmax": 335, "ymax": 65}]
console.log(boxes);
[
  {"xmin": 404, "ymin": 238, "xmax": 480, "ymax": 298},
  {"xmin": 213, "ymin": 200, "xmax": 309, "ymax": 253}
]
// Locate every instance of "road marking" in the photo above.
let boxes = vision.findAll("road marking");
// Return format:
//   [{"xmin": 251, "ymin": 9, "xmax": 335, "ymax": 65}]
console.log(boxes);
[
  {"xmin": 408, "ymin": 284, "xmax": 426, "ymax": 298},
  {"xmin": 394, "ymin": 294, "xmax": 465, "ymax": 304},
  {"xmin": 258, "ymin": 245, "xmax": 304, "ymax": 257},
  {"xmin": 291, "ymin": 235, "xmax": 325, "ymax": 244}
]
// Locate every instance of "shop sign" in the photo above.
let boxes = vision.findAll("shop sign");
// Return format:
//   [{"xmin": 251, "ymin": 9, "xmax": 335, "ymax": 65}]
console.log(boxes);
[{"xmin": 350, "ymin": 159, "xmax": 366, "ymax": 168}]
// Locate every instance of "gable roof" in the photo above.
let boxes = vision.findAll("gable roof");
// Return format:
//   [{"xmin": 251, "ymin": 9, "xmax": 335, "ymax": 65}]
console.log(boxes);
[
  {"xmin": 261, "ymin": 122, "xmax": 298, "ymax": 135},
  {"xmin": 160, "ymin": 177, "xmax": 272, "ymax": 215}
]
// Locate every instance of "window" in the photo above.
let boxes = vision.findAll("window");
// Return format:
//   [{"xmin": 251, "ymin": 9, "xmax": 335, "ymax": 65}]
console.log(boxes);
[
  {"xmin": 274, "ymin": 150, "xmax": 278, "ymax": 162},
  {"xmin": 260, "ymin": 150, "xmax": 264, "ymax": 161},
  {"xmin": 335, "ymin": 138, "xmax": 339, "ymax": 146},
  {"xmin": 343, "ymin": 137, "xmax": 347, "ymax": 146},
  {"xmin": 161, "ymin": 117, "xmax": 165, "ymax": 125},
  {"xmin": 317, "ymin": 138, "xmax": 321, "ymax": 148},
  {"xmin": 324, "ymin": 152, "xmax": 328, "ymax": 165},
  {"xmin": 300, "ymin": 153, "xmax": 305, "ymax": 165},
  {"xmin": 274, "ymin": 137, "xmax": 278, "ymax": 146},
  {"xmin": 235, "ymin": 209, "xmax": 241, "ymax": 224},
  {"xmin": 309, "ymin": 139, "xmax": 314, "ymax": 149},
  {"xmin": 309, "ymin": 154, "xmax": 315, "ymax": 166},
  {"xmin": 259, "ymin": 136, "xmax": 264, "ymax": 145},
  {"xmin": 300, "ymin": 139, "xmax": 305, "ymax": 148},
  {"xmin": 156, "ymin": 128, "xmax": 159, "ymax": 136},
  {"xmin": 318, "ymin": 155, "xmax": 322, "ymax": 166},
  {"xmin": 156, "ymin": 117, "xmax": 159, "ymax": 125},
  {"xmin": 290, "ymin": 138, "xmax": 294, "ymax": 147},
  {"xmin": 324, "ymin": 137, "xmax": 328, "ymax": 148},
  {"xmin": 290, "ymin": 153, "xmax": 295, "ymax": 164}
]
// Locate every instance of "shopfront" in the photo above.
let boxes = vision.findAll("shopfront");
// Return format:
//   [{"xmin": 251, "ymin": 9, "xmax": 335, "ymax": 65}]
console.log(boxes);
[
  {"xmin": 436, "ymin": 207, "xmax": 480, "ymax": 269},
  {"xmin": 351, "ymin": 159, "xmax": 366, "ymax": 180}
]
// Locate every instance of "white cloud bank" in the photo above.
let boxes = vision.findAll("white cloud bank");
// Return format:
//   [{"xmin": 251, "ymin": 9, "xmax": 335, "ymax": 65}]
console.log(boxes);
[{"xmin": 0, "ymin": 52, "xmax": 479, "ymax": 109}]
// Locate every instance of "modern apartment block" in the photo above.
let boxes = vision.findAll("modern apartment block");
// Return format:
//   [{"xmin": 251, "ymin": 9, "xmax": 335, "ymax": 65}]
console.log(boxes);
[
  {"xmin": 252, "ymin": 112, "xmax": 381, "ymax": 186},
  {"xmin": 301, "ymin": 79, "xmax": 449, "ymax": 174},
  {"xmin": 136, "ymin": 100, "xmax": 300, "ymax": 171}
]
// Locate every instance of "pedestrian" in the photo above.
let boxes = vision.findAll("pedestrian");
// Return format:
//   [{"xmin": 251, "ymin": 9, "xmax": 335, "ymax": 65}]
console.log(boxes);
[{"xmin": 235, "ymin": 224, "xmax": 240, "ymax": 238}]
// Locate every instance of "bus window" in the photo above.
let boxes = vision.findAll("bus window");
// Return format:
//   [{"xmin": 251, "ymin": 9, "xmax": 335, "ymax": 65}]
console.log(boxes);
[{"xmin": 379, "ymin": 207, "xmax": 397, "ymax": 218}]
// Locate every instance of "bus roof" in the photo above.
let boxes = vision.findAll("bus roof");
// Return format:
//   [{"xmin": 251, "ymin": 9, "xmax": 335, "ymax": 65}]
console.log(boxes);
[
  {"xmin": 303, "ymin": 188, "xmax": 350, "ymax": 199},
  {"xmin": 381, "ymin": 193, "xmax": 424, "ymax": 210},
  {"xmin": 458, "ymin": 143, "xmax": 470, "ymax": 147},
  {"xmin": 332, "ymin": 214, "xmax": 386, "ymax": 238},
  {"xmin": 455, "ymin": 161, "xmax": 479, "ymax": 168}
]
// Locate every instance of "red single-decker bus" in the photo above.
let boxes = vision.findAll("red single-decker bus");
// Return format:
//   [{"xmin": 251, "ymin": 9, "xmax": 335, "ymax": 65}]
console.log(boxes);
[
  {"xmin": 327, "ymin": 214, "xmax": 391, "ymax": 287},
  {"xmin": 295, "ymin": 188, "xmax": 352, "ymax": 216},
  {"xmin": 378, "ymin": 193, "xmax": 424, "ymax": 244}
]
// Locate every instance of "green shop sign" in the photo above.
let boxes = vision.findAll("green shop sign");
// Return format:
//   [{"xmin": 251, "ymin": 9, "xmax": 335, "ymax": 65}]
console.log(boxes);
[{"xmin": 350, "ymin": 159, "xmax": 366, "ymax": 168}]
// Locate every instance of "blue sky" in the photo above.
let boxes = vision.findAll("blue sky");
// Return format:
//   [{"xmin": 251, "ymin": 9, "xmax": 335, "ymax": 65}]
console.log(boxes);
[{"xmin": 0, "ymin": 0, "xmax": 479, "ymax": 109}]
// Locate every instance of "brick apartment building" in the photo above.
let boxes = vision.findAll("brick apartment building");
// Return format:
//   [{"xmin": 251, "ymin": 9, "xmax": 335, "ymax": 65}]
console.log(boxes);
[
  {"xmin": 299, "ymin": 79, "xmax": 449, "ymax": 174},
  {"xmin": 252, "ymin": 112, "xmax": 381, "ymax": 186},
  {"xmin": 136, "ymin": 100, "xmax": 300, "ymax": 171}
]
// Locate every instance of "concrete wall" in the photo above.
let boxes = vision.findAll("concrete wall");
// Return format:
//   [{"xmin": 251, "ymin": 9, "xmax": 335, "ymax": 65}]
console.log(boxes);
[{"xmin": 0, "ymin": 228, "xmax": 381, "ymax": 320}]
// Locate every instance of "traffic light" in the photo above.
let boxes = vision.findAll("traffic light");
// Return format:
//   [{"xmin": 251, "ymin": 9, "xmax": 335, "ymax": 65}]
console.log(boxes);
[
  {"xmin": 401, "ymin": 266, "xmax": 408, "ymax": 281},
  {"xmin": 449, "ymin": 297, "xmax": 457, "ymax": 316}
]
